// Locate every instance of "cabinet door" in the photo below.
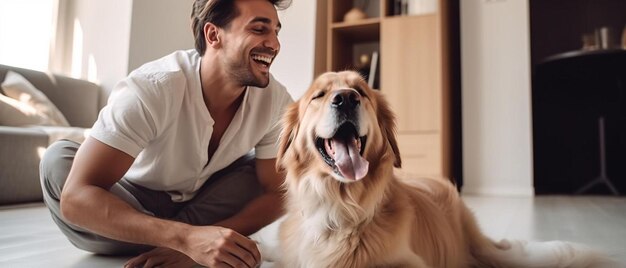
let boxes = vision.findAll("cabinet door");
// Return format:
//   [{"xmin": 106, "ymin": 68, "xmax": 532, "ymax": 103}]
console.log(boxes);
[
  {"xmin": 396, "ymin": 133, "xmax": 442, "ymax": 176},
  {"xmin": 381, "ymin": 15, "xmax": 441, "ymax": 133}
]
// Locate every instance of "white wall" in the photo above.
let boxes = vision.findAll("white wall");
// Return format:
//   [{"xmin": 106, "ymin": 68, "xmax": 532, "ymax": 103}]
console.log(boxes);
[
  {"xmin": 56, "ymin": 0, "xmax": 194, "ymax": 98},
  {"xmin": 57, "ymin": 0, "xmax": 133, "ymax": 100},
  {"xmin": 272, "ymin": 0, "xmax": 317, "ymax": 100},
  {"xmin": 128, "ymin": 0, "xmax": 195, "ymax": 71},
  {"xmin": 460, "ymin": 0, "xmax": 534, "ymax": 196}
]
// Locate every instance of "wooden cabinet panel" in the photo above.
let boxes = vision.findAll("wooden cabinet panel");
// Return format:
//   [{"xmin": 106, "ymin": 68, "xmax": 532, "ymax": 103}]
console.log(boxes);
[
  {"xmin": 381, "ymin": 15, "xmax": 442, "ymax": 133},
  {"xmin": 396, "ymin": 133, "xmax": 442, "ymax": 176}
]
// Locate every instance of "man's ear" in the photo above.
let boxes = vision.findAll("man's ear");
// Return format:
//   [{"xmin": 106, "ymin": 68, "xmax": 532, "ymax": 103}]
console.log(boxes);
[{"xmin": 204, "ymin": 23, "xmax": 221, "ymax": 48}]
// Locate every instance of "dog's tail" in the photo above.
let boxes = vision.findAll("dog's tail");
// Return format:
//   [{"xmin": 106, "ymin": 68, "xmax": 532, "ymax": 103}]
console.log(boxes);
[{"xmin": 474, "ymin": 238, "xmax": 620, "ymax": 268}]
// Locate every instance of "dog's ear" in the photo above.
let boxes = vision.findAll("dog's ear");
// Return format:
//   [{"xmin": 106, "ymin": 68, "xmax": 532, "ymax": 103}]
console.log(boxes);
[
  {"xmin": 276, "ymin": 102, "xmax": 299, "ymax": 171},
  {"xmin": 375, "ymin": 91, "xmax": 402, "ymax": 168}
]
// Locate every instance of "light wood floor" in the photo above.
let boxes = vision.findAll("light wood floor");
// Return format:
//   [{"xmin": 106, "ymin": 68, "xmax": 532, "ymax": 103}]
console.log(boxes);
[{"xmin": 1, "ymin": 196, "xmax": 625, "ymax": 267}]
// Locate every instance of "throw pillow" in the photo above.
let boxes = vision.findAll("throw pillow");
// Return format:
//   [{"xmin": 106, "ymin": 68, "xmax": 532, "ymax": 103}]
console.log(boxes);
[
  {"xmin": 0, "ymin": 94, "xmax": 50, "ymax": 126},
  {"xmin": 1, "ymin": 71, "xmax": 70, "ymax": 126}
]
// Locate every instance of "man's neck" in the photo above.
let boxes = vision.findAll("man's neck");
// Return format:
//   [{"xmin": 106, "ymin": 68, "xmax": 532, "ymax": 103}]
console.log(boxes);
[{"xmin": 199, "ymin": 56, "xmax": 246, "ymax": 115}]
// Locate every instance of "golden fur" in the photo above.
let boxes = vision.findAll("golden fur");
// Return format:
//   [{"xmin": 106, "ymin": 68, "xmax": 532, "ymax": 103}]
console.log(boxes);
[{"xmin": 273, "ymin": 71, "xmax": 615, "ymax": 268}]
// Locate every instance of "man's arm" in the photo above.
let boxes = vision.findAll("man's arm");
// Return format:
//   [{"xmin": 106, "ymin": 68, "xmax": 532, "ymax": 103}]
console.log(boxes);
[
  {"xmin": 61, "ymin": 137, "xmax": 188, "ymax": 247},
  {"xmin": 61, "ymin": 137, "xmax": 260, "ymax": 267},
  {"xmin": 212, "ymin": 158, "xmax": 285, "ymax": 235}
]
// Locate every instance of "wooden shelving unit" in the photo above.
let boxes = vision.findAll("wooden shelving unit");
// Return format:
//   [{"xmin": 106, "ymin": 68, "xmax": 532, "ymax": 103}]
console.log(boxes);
[{"xmin": 316, "ymin": 0, "xmax": 452, "ymax": 178}]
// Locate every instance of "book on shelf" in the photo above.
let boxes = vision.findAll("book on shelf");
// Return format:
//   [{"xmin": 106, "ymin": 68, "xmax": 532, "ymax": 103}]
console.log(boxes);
[
  {"xmin": 392, "ymin": 0, "xmax": 438, "ymax": 16},
  {"xmin": 368, "ymin": 51, "xmax": 379, "ymax": 89}
]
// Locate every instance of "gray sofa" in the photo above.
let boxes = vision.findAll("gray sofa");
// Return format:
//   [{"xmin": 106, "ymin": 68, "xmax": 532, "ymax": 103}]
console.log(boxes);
[{"xmin": 0, "ymin": 64, "xmax": 106, "ymax": 205}]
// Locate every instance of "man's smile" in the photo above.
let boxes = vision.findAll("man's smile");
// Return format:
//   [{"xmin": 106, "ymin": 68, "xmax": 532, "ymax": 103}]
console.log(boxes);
[{"xmin": 251, "ymin": 53, "xmax": 274, "ymax": 72}]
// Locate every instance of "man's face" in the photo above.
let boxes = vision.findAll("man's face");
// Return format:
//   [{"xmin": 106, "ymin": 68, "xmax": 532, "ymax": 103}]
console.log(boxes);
[{"xmin": 221, "ymin": 0, "xmax": 281, "ymax": 88}]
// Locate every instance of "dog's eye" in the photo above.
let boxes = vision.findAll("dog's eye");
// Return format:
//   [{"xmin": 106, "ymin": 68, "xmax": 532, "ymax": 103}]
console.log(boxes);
[
  {"xmin": 312, "ymin": 91, "xmax": 325, "ymax": 100},
  {"xmin": 355, "ymin": 87, "xmax": 367, "ymax": 98}
]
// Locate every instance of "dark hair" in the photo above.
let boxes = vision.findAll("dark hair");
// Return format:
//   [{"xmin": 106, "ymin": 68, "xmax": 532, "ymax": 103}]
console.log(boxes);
[{"xmin": 191, "ymin": 0, "xmax": 291, "ymax": 56}]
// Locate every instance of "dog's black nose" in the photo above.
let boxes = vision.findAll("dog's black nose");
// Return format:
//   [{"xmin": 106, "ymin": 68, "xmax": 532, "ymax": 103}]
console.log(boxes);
[{"xmin": 331, "ymin": 90, "xmax": 360, "ymax": 110}]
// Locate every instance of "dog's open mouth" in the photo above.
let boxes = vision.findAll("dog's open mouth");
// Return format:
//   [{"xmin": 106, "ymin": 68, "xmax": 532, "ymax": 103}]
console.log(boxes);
[{"xmin": 316, "ymin": 122, "xmax": 369, "ymax": 181}]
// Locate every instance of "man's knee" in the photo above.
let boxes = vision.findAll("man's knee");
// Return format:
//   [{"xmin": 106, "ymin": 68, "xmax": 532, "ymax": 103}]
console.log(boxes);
[{"xmin": 40, "ymin": 139, "xmax": 80, "ymax": 199}]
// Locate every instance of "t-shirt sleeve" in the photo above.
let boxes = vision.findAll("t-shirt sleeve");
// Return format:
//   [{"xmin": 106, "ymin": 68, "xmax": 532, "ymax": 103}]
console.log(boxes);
[
  {"xmin": 255, "ymin": 84, "xmax": 294, "ymax": 159},
  {"xmin": 90, "ymin": 77, "xmax": 160, "ymax": 158}
]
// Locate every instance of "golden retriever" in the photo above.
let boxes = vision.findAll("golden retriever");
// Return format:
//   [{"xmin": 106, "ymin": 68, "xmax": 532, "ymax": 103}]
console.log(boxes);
[{"xmin": 272, "ymin": 71, "xmax": 615, "ymax": 267}]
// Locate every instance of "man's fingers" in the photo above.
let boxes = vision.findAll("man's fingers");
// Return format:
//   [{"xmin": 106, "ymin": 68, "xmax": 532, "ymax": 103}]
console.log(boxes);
[
  {"xmin": 233, "ymin": 243, "xmax": 261, "ymax": 267},
  {"xmin": 247, "ymin": 240, "xmax": 261, "ymax": 264},
  {"xmin": 218, "ymin": 252, "xmax": 250, "ymax": 268},
  {"xmin": 222, "ymin": 241, "xmax": 258, "ymax": 268},
  {"xmin": 219, "ymin": 228, "xmax": 261, "ymax": 264},
  {"xmin": 124, "ymin": 253, "xmax": 148, "ymax": 268},
  {"xmin": 214, "ymin": 262, "xmax": 234, "ymax": 268},
  {"xmin": 230, "ymin": 233, "xmax": 261, "ymax": 264},
  {"xmin": 143, "ymin": 257, "xmax": 165, "ymax": 268},
  {"xmin": 233, "ymin": 239, "xmax": 261, "ymax": 266}
]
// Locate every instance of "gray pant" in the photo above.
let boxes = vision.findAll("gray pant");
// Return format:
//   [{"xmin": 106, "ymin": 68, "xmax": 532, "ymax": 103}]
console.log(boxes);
[{"xmin": 40, "ymin": 140, "xmax": 262, "ymax": 255}]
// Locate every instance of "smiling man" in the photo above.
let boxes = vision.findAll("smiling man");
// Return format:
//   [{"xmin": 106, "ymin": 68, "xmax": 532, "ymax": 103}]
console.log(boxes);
[{"xmin": 39, "ymin": 0, "xmax": 292, "ymax": 267}]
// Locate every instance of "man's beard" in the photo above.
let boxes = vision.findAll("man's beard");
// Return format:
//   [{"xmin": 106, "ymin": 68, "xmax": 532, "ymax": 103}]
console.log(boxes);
[{"xmin": 225, "ymin": 56, "xmax": 269, "ymax": 88}]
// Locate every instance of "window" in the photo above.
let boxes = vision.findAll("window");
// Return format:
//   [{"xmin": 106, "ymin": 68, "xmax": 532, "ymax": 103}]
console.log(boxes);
[{"xmin": 0, "ymin": 0, "xmax": 56, "ymax": 71}]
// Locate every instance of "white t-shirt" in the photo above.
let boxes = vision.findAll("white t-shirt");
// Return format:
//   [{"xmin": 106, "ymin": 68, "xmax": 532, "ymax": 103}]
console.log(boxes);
[{"xmin": 90, "ymin": 50, "xmax": 293, "ymax": 202}]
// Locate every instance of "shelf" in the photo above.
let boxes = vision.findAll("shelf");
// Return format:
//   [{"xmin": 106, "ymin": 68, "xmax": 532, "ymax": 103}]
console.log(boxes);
[
  {"xmin": 383, "ymin": 13, "xmax": 438, "ymax": 21},
  {"xmin": 331, "ymin": 18, "xmax": 380, "ymax": 43},
  {"xmin": 331, "ymin": 17, "xmax": 380, "ymax": 29}
]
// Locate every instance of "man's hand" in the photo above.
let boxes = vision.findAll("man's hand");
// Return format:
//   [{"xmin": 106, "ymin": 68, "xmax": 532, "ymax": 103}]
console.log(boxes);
[
  {"xmin": 182, "ymin": 225, "xmax": 261, "ymax": 268},
  {"xmin": 125, "ymin": 226, "xmax": 260, "ymax": 268},
  {"xmin": 124, "ymin": 247, "xmax": 196, "ymax": 268}
]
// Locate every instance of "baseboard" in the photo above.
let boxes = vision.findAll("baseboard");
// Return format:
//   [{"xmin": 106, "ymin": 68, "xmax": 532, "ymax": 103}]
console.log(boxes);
[{"xmin": 461, "ymin": 186, "xmax": 535, "ymax": 197}]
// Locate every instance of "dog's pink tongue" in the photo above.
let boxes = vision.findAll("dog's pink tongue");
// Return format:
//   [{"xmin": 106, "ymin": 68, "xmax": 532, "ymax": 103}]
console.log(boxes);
[{"xmin": 331, "ymin": 139, "xmax": 369, "ymax": 180}]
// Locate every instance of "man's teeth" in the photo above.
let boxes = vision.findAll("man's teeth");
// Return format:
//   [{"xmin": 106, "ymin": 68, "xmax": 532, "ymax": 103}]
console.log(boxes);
[{"xmin": 252, "ymin": 54, "xmax": 272, "ymax": 64}]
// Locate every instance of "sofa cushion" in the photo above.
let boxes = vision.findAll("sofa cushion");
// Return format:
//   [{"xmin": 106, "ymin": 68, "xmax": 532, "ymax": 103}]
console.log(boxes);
[
  {"xmin": 0, "ymin": 126, "xmax": 48, "ymax": 205},
  {"xmin": 28, "ymin": 126, "xmax": 90, "ymax": 145},
  {"xmin": 1, "ymin": 71, "xmax": 70, "ymax": 127}
]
